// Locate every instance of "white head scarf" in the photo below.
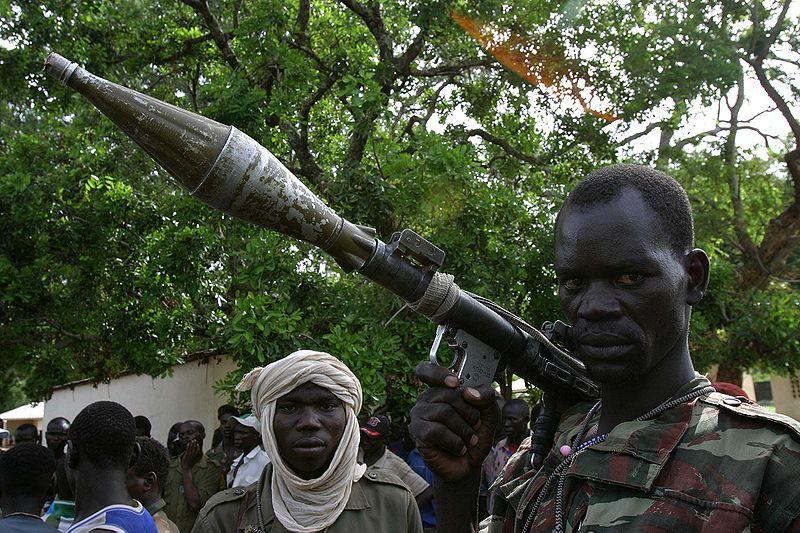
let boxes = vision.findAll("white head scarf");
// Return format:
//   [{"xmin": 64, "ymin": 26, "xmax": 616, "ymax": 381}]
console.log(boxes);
[{"xmin": 235, "ymin": 350, "xmax": 366, "ymax": 532}]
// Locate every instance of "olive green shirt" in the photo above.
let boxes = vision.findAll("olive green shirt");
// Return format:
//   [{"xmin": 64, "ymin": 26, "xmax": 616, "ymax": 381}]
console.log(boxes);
[
  {"xmin": 147, "ymin": 498, "xmax": 181, "ymax": 533},
  {"xmin": 164, "ymin": 454, "xmax": 225, "ymax": 532},
  {"xmin": 191, "ymin": 463, "xmax": 423, "ymax": 532}
]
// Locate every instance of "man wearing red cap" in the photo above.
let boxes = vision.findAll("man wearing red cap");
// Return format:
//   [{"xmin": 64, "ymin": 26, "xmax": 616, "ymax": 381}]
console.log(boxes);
[{"xmin": 359, "ymin": 414, "xmax": 433, "ymax": 512}]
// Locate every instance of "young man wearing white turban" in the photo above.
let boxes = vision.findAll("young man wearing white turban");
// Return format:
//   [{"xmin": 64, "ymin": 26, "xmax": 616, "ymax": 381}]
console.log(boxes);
[{"xmin": 192, "ymin": 350, "xmax": 423, "ymax": 533}]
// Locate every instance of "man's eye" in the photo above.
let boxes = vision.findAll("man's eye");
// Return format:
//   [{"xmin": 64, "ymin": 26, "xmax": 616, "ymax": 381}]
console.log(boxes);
[
  {"xmin": 617, "ymin": 274, "xmax": 644, "ymax": 285},
  {"xmin": 561, "ymin": 278, "xmax": 584, "ymax": 289},
  {"xmin": 277, "ymin": 405, "xmax": 297, "ymax": 414},
  {"xmin": 321, "ymin": 403, "xmax": 339, "ymax": 412}
]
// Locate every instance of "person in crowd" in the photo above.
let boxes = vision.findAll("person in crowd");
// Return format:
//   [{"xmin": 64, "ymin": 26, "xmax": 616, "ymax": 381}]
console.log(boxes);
[
  {"xmin": 63, "ymin": 400, "xmax": 156, "ymax": 532},
  {"xmin": 407, "ymin": 447, "xmax": 436, "ymax": 533},
  {"xmin": 0, "ymin": 443, "xmax": 57, "ymax": 531},
  {"xmin": 163, "ymin": 420, "xmax": 224, "ymax": 532},
  {"xmin": 166, "ymin": 423, "xmax": 183, "ymax": 459},
  {"xmin": 359, "ymin": 414, "xmax": 433, "ymax": 511},
  {"xmin": 126, "ymin": 437, "xmax": 179, "ymax": 533},
  {"xmin": 193, "ymin": 350, "xmax": 422, "ymax": 532},
  {"xmin": 45, "ymin": 418, "xmax": 70, "ymax": 460},
  {"xmin": 43, "ymin": 418, "xmax": 72, "ymax": 524},
  {"xmin": 210, "ymin": 405, "xmax": 238, "ymax": 450},
  {"xmin": 479, "ymin": 399, "xmax": 530, "ymax": 514},
  {"xmin": 226, "ymin": 414, "xmax": 269, "ymax": 488},
  {"xmin": 13, "ymin": 424, "xmax": 39, "ymax": 446},
  {"xmin": 42, "ymin": 463, "xmax": 75, "ymax": 532},
  {"xmin": 410, "ymin": 164, "xmax": 800, "ymax": 532},
  {"xmin": 134, "ymin": 416, "xmax": 152, "ymax": 438},
  {"xmin": 206, "ymin": 405, "xmax": 239, "ymax": 475}
]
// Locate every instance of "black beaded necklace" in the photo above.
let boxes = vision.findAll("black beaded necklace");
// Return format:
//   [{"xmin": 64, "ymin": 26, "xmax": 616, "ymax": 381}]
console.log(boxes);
[{"xmin": 522, "ymin": 385, "xmax": 715, "ymax": 532}]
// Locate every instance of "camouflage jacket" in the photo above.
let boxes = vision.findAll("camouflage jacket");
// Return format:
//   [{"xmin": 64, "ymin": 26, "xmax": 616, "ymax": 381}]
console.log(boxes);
[{"xmin": 481, "ymin": 375, "xmax": 800, "ymax": 532}]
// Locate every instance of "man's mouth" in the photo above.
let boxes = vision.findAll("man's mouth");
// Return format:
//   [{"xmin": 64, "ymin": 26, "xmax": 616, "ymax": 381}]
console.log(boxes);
[
  {"xmin": 293, "ymin": 437, "xmax": 326, "ymax": 454},
  {"xmin": 578, "ymin": 332, "xmax": 631, "ymax": 346}
]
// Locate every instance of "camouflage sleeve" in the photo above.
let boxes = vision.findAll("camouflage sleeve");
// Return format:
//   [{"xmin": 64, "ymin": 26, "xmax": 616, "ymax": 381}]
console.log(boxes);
[{"xmin": 753, "ymin": 431, "xmax": 800, "ymax": 531}]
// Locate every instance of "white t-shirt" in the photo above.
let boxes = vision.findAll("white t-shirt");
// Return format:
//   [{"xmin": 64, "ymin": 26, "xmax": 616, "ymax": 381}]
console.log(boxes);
[{"xmin": 227, "ymin": 446, "xmax": 270, "ymax": 488}]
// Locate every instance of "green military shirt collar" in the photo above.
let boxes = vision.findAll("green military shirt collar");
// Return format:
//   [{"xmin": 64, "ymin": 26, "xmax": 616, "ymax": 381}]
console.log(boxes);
[
  {"xmin": 145, "ymin": 498, "xmax": 167, "ymax": 517},
  {"xmin": 498, "ymin": 374, "xmax": 714, "ymax": 514},
  {"xmin": 566, "ymin": 374, "xmax": 713, "ymax": 490}
]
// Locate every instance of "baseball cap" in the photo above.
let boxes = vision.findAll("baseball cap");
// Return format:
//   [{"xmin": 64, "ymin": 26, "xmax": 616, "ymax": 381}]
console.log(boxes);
[
  {"xmin": 231, "ymin": 414, "xmax": 261, "ymax": 433},
  {"xmin": 360, "ymin": 415, "xmax": 390, "ymax": 439}
]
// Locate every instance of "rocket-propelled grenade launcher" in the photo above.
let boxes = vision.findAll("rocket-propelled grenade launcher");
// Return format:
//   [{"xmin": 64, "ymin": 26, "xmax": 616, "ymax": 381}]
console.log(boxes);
[{"xmin": 43, "ymin": 53, "xmax": 598, "ymax": 403}]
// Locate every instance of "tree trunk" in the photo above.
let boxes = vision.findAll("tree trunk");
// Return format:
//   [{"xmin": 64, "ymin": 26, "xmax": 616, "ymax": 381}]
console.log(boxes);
[{"xmin": 714, "ymin": 362, "xmax": 744, "ymax": 387}]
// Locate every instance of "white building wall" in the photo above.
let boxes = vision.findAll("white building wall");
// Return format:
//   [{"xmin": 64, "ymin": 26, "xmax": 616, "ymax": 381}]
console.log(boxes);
[
  {"xmin": 44, "ymin": 355, "xmax": 238, "ymax": 449},
  {"xmin": 771, "ymin": 372, "xmax": 800, "ymax": 421}
]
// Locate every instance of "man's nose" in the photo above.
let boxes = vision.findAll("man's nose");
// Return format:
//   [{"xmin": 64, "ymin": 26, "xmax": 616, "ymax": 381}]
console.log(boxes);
[
  {"xmin": 296, "ymin": 407, "xmax": 323, "ymax": 430},
  {"xmin": 577, "ymin": 282, "xmax": 622, "ymax": 321}
]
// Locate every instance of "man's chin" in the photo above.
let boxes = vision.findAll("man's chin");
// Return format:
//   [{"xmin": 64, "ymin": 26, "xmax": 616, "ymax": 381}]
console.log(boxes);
[{"xmin": 584, "ymin": 361, "xmax": 641, "ymax": 385}]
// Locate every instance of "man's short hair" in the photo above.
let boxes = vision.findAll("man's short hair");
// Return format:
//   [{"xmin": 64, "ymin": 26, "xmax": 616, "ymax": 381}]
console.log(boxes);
[
  {"xmin": 560, "ymin": 164, "xmax": 694, "ymax": 255},
  {"xmin": 47, "ymin": 417, "xmax": 70, "ymax": 430},
  {"xmin": 69, "ymin": 401, "xmax": 135, "ymax": 469},
  {"xmin": 134, "ymin": 415, "xmax": 152, "ymax": 435},
  {"xmin": 217, "ymin": 404, "xmax": 239, "ymax": 419},
  {"xmin": 14, "ymin": 423, "xmax": 38, "ymax": 443},
  {"xmin": 182, "ymin": 420, "xmax": 205, "ymax": 435},
  {"xmin": 0, "ymin": 443, "xmax": 56, "ymax": 498},
  {"xmin": 131, "ymin": 437, "xmax": 170, "ymax": 494},
  {"xmin": 503, "ymin": 399, "xmax": 530, "ymax": 415}
]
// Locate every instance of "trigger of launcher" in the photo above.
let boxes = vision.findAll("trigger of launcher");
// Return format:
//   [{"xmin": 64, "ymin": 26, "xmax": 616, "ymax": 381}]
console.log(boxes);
[{"xmin": 428, "ymin": 323, "xmax": 502, "ymax": 389}]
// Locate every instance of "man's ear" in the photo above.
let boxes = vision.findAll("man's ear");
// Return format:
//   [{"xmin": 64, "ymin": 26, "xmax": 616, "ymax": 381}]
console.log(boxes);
[
  {"xmin": 129, "ymin": 440, "xmax": 142, "ymax": 469},
  {"xmin": 685, "ymin": 248, "xmax": 710, "ymax": 306},
  {"xmin": 143, "ymin": 471, "xmax": 157, "ymax": 493},
  {"xmin": 66, "ymin": 440, "xmax": 79, "ymax": 469}
]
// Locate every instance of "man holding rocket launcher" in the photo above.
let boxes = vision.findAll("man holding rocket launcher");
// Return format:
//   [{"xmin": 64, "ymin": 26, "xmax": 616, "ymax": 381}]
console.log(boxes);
[{"xmin": 42, "ymin": 53, "xmax": 800, "ymax": 532}]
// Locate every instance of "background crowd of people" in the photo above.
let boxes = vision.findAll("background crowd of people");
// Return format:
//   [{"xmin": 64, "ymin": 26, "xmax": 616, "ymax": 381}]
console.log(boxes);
[{"xmin": 0, "ymin": 388, "xmax": 537, "ymax": 532}]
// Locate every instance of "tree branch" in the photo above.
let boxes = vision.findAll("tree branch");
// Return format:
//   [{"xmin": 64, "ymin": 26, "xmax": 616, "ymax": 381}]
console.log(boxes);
[
  {"xmin": 410, "ymin": 59, "xmax": 497, "ymax": 77},
  {"xmin": 296, "ymin": 0, "xmax": 310, "ymax": 46},
  {"xmin": 614, "ymin": 121, "xmax": 664, "ymax": 146},
  {"xmin": 754, "ymin": 0, "xmax": 792, "ymax": 61},
  {"xmin": 179, "ymin": 0, "xmax": 241, "ymax": 71},
  {"xmin": 337, "ymin": 0, "xmax": 393, "ymax": 64},
  {"xmin": 671, "ymin": 126, "xmax": 725, "ymax": 150},
  {"xmin": 402, "ymin": 78, "xmax": 453, "ymax": 136},
  {"xmin": 282, "ymin": 72, "xmax": 342, "ymax": 189},
  {"xmin": 159, "ymin": 32, "xmax": 234, "ymax": 64},
  {"xmin": 725, "ymin": 70, "xmax": 760, "ymax": 265},
  {"xmin": 394, "ymin": 26, "xmax": 428, "ymax": 76},
  {"xmin": 466, "ymin": 128, "xmax": 543, "ymax": 165},
  {"xmin": 770, "ymin": 54, "xmax": 800, "ymax": 69}
]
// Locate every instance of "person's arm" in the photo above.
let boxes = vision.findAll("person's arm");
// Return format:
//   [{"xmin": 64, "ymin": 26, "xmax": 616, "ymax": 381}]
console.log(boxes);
[
  {"xmin": 433, "ymin": 467, "xmax": 482, "ymax": 531},
  {"xmin": 415, "ymin": 486, "xmax": 434, "ymax": 510},
  {"xmin": 405, "ymin": 487, "xmax": 425, "ymax": 533},
  {"xmin": 409, "ymin": 363, "xmax": 499, "ymax": 533},
  {"xmin": 181, "ymin": 440, "xmax": 204, "ymax": 511}
]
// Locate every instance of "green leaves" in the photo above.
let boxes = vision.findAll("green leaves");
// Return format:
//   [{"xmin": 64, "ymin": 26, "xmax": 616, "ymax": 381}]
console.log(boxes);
[{"xmin": 1, "ymin": 0, "xmax": 797, "ymax": 415}]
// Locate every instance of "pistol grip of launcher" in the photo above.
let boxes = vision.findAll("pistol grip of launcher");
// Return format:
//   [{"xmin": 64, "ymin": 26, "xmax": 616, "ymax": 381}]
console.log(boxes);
[{"xmin": 428, "ymin": 323, "xmax": 502, "ymax": 389}]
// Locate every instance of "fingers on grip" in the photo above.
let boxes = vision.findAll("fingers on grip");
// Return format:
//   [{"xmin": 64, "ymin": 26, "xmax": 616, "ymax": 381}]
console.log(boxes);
[{"xmin": 415, "ymin": 361, "xmax": 459, "ymax": 388}]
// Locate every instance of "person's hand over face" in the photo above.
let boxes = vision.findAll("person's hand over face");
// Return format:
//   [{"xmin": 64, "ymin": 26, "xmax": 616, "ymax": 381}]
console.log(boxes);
[
  {"xmin": 409, "ymin": 362, "xmax": 499, "ymax": 482},
  {"xmin": 181, "ymin": 439, "xmax": 202, "ymax": 470}
]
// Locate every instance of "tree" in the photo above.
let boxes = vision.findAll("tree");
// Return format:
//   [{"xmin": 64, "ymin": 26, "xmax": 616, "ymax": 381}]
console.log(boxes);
[{"xmin": 0, "ymin": 0, "xmax": 796, "ymax": 418}]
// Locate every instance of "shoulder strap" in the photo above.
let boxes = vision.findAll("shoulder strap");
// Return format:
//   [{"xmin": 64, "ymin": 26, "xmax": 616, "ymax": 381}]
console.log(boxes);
[{"xmin": 701, "ymin": 392, "xmax": 800, "ymax": 441}]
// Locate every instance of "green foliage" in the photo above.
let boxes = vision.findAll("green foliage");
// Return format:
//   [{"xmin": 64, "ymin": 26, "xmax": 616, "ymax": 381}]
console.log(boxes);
[{"xmin": 0, "ymin": 0, "xmax": 797, "ymax": 420}]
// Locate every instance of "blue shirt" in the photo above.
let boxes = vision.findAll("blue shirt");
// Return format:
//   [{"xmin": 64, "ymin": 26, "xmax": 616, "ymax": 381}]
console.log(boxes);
[
  {"xmin": 407, "ymin": 448, "xmax": 435, "ymax": 527},
  {"xmin": 66, "ymin": 502, "xmax": 156, "ymax": 533}
]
